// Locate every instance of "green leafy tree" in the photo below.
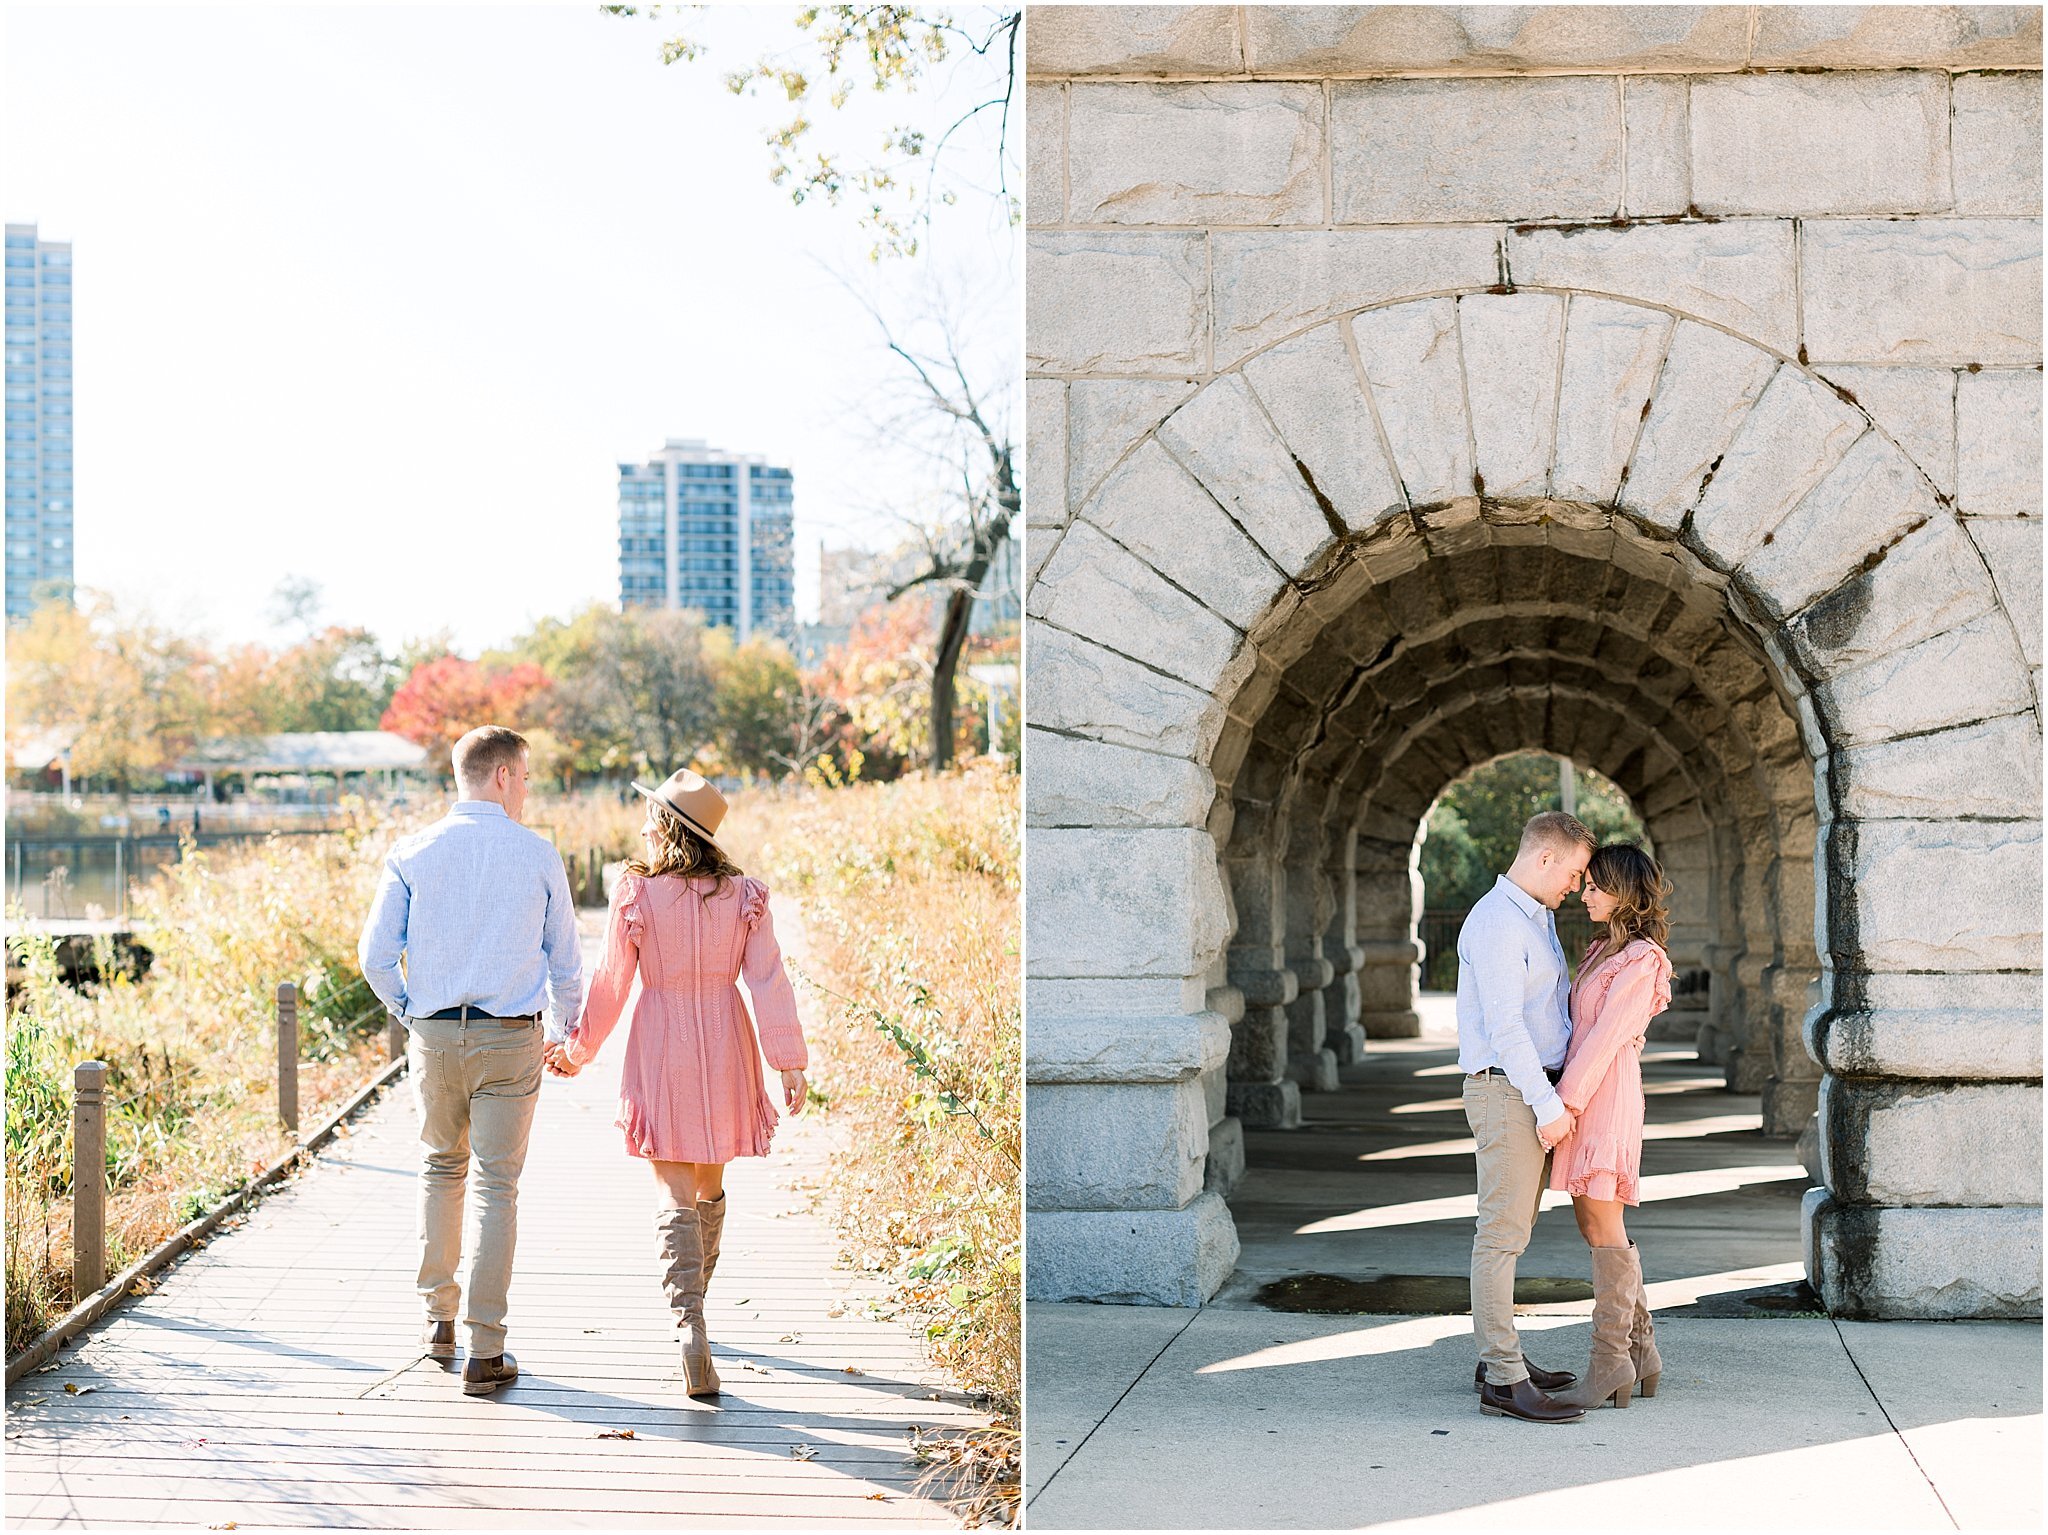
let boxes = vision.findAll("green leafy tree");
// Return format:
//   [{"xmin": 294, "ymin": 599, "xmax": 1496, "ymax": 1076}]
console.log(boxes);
[
  {"xmin": 1420, "ymin": 753, "xmax": 1647, "ymax": 912},
  {"xmin": 703, "ymin": 629, "xmax": 809, "ymax": 778}
]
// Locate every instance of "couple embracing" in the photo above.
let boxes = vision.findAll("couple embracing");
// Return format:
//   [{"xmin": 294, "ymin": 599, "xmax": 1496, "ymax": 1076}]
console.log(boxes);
[
  {"xmin": 356, "ymin": 725, "xmax": 809, "ymax": 1399},
  {"xmin": 1457, "ymin": 810, "xmax": 1674, "ymax": 1424}
]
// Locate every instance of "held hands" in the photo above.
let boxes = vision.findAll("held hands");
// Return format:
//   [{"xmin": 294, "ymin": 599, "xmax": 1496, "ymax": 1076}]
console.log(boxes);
[
  {"xmin": 1537, "ymin": 1108, "xmax": 1577, "ymax": 1151},
  {"xmin": 543, "ymin": 1041, "xmax": 582, "ymax": 1078},
  {"xmin": 780, "ymin": 1068, "xmax": 808, "ymax": 1117}
]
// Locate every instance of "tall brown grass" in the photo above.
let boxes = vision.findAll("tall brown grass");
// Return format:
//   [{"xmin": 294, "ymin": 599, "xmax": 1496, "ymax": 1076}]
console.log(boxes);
[{"xmin": 721, "ymin": 766, "xmax": 1021, "ymax": 1419}]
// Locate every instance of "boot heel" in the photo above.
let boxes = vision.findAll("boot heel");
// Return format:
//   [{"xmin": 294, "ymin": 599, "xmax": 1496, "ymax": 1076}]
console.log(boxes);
[
  {"xmin": 1639, "ymin": 1372, "xmax": 1660, "ymax": 1399},
  {"xmin": 1479, "ymin": 1403, "xmax": 1504, "ymax": 1418},
  {"xmin": 1609, "ymin": 1384, "xmax": 1630, "ymax": 1409}
]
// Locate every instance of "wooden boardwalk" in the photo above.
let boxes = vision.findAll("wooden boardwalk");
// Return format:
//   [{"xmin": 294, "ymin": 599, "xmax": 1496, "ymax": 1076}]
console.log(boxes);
[{"xmin": 5, "ymin": 907, "xmax": 984, "ymax": 1528}]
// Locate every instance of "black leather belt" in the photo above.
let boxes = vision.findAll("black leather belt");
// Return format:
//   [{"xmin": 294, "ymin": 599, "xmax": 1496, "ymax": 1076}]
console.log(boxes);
[
  {"xmin": 424, "ymin": 1006, "xmax": 539, "ymax": 1024},
  {"xmin": 1472, "ymin": 1066, "xmax": 1565, "ymax": 1086}
]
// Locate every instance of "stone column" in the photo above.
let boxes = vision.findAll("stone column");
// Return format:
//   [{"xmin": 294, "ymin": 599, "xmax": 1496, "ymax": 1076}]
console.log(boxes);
[{"xmin": 1352, "ymin": 839, "xmax": 1422, "ymax": 1038}]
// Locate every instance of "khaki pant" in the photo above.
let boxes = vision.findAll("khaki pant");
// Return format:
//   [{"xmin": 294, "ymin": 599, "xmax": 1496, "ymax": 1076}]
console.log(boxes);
[
  {"xmin": 407, "ymin": 1014, "xmax": 543, "ymax": 1358},
  {"xmin": 1463, "ymin": 1071, "xmax": 1552, "ymax": 1386}
]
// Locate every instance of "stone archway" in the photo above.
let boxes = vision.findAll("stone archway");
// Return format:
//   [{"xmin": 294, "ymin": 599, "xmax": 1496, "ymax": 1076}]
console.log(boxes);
[{"xmin": 1026, "ymin": 288, "xmax": 2042, "ymax": 1319}]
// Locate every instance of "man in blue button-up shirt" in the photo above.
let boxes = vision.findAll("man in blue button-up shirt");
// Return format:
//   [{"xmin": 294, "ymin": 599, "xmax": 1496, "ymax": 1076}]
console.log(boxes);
[
  {"xmin": 358, "ymin": 725, "xmax": 583, "ymax": 1394},
  {"xmin": 1456, "ymin": 810, "xmax": 1595, "ymax": 1423}
]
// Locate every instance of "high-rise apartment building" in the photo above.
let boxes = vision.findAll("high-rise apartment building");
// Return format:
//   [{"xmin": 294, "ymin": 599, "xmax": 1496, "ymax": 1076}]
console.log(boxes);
[
  {"xmin": 617, "ymin": 438, "xmax": 794, "ymax": 642},
  {"xmin": 5, "ymin": 224, "xmax": 73, "ymax": 622}
]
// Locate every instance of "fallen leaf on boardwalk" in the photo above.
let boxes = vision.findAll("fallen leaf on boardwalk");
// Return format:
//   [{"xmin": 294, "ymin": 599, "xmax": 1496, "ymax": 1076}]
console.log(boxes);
[
  {"xmin": 581, "ymin": 1328, "xmax": 603, "ymax": 1334},
  {"xmin": 208, "ymin": 1523, "xmax": 237, "ymax": 1530},
  {"xmin": 742, "ymin": 1362, "xmax": 769, "ymax": 1374},
  {"xmin": 778, "ymin": 1333, "xmax": 801, "ymax": 1343},
  {"xmin": 35, "ymin": 1363, "xmax": 59, "ymax": 1373},
  {"xmin": 826, "ymin": 1304, "xmax": 846, "ymax": 1318},
  {"xmin": 842, "ymin": 1366, "xmax": 865, "ymax": 1376},
  {"xmin": 62, "ymin": 1383, "xmax": 97, "ymax": 1395},
  {"xmin": 182, "ymin": 1438, "xmax": 208, "ymax": 1449},
  {"xmin": 789, "ymin": 1443, "xmax": 817, "ymax": 1461},
  {"xmin": 21, "ymin": 1397, "xmax": 46, "ymax": 1406},
  {"xmin": 866, "ymin": 1493, "xmax": 889, "ymax": 1502},
  {"xmin": 128, "ymin": 1276, "xmax": 156, "ymax": 1296},
  {"xmin": 595, "ymin": 1429, "xmax": 637, "ymax": 1440},
  {"xmin": 734, "ymin": 1298, "xmax": 751, "ymax": 1306}
]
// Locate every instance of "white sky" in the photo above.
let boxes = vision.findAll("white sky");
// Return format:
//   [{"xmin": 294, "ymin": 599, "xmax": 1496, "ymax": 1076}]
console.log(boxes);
[{"xmin": 4, "ymin": 2, "xmax": 1021, "ymax": 654}]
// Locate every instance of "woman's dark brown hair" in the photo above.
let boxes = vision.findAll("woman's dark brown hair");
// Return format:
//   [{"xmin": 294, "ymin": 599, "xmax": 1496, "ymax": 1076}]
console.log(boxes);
[
  {"xmin": 1586, "ymin": 842, "xmax": 1671, "ymax": 956},
  {"xmin": 627, "ymin": 801, "xmax": 746, "ymax": 894}
]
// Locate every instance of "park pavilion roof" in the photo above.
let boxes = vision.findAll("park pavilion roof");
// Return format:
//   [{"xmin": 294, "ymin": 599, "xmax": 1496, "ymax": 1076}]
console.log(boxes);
[{"xmin": 174, "ymin": 732, "xmax": 430, "ymax": 775}]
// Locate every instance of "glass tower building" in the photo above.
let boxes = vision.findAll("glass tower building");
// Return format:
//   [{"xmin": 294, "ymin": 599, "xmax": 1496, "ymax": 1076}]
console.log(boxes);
[
  {"xmin": 5, "ymin": 224, "xmax": 73, "ymax": 623},
  {"xmin": 617, "ymin": 438, "xmax": 795, "ymax": 642}
]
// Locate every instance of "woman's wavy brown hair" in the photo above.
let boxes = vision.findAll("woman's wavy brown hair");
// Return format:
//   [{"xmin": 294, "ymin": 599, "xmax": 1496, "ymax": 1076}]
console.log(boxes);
[
  {"xmin": 1586, "ymin": 842, "xmax": 1671, "ymax": 956},
  {"xmin": 627, "ymin": 801, "xmax": 746, "ymax": 895}
]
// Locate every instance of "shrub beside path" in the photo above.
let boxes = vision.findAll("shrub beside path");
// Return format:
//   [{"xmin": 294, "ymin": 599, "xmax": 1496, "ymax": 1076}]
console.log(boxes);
[{"xmin": 4, "ymin": 900, "xmax": 987, "ymax": 1528}]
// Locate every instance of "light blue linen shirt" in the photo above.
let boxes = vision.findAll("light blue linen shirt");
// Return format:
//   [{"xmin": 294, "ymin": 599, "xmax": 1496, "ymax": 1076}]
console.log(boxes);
[
  {"xmin": 357, "ymin": 800, "xmax": 584, "ymax": 1030},
  {"xmin": 1454, "ymin": 874, "xmax": 1572, "ymax": 1126}
]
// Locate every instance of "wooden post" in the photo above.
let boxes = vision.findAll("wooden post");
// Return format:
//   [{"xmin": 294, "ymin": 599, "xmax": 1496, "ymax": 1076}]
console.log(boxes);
[
  {"xmin": 276, "ymin": 982, "xmax": 299, "ymax": 1133},
  {"xmin": 73, "ymin": 1061, "xmax": 108, "ymax": 1297}
]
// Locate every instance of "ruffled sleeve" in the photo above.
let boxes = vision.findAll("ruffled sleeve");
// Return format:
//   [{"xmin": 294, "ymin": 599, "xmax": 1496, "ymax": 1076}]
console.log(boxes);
[
  {"xmin": 739, "ymin": 878, "xmax": 808, "ymax": 1072},
  {"xmin": 1558, "ymin": 941, "xmax": 1670, "ymax": 1113},
  {"xmin": 565, "ymin": 873, "xmax": 643, "ymax": 1067}
]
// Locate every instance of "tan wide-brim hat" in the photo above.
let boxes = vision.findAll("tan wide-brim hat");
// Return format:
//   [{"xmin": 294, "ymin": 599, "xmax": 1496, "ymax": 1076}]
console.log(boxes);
[{"xmin": 631, "ymin": 768, "xmax": 728, "ymax": 849}]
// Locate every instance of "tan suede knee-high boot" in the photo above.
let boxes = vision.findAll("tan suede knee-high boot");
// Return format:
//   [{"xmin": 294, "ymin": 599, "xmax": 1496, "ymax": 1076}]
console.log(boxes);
[
  {"xmin": 698, "ymin": 1193, "xmax": 727, "ymax": 1291},
  {"xmin": 1627, "ymin": 1241, "xmax": 1661, "ymax": 1397},
  {"xmin": 1555, "ymin": 1244, "xmax": 1638, "ymax": 1409},
  {"xmin": 655, "ymin": 1206, "xmax": 721, "ymax": 1397}
]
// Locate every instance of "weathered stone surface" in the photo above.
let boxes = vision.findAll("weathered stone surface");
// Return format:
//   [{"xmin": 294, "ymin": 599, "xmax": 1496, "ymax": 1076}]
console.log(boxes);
[
  {"xmin": 1551, "ymin": 296, "xmax": 1672, "ymax": 503},
  {"xmin": 1158, "ymin": 374, "xmax": 1336, "ymax": 577},
  {"xmin": 1242, "ymin": 323, "xmax": 1405, "ymax": 532},
  {"xmin": 1789, "ymin": 516, "xmax": 2001, "ymax": 675},
  {"xmin": 1751, "ymin": 6, "xmax": 2042, "ymax": 70},
  {"xmin": 1026, "ymin": 377, "xmax": 1068, "ymax": 535},
  {"xmin": 1953, "ymin": 72, "xmax": 2043, "ymax": 216},
  {"xmin": 1509, "ymin": 221, "xmax": 1799, "ymax": 355},
  {"xmin": 1969, "ymin": 517, "xmax": 2044, "ymax": 667},
  {"xmin": 1027, "ymin": 1008, "xmax": 1232, "ymax": 1083},
  {"xmin": 1819, "ymin": 611, "xmax": 2037, "ymax": 746},
  {"xmin": 1957, "ymin": 367, "xmax": 2044, "ymax": 517},
  {"xmin": 1691, "ymin": 366, "xmax": 1866, "ymax": 567},
  {"xmin": 1242, "ymin": 5, "xmax": 1753, "ymax": 74},
  {"xmin": 1025, "ymin": 621, "xmax": 1223, "ymax": 760},
  {"xmin": 1081, "ymin": 438, "xmax": 1278, "ymax": 629},
  {"xmin": 1834, "ymin": 714, "xmax": 2043, "ymax": 822},
  {"xmin": 1691, "ymin": 73, "xmax": 1950, "ymax": 217},
  {"xmin": 1739, "ymin": 431, "xmax": 1943, "ymax": 620},
  {"xmin": 1028, "ymin": 83, "xmax": 1066, "ymax": 224},
  {"xmin": 1026, "ymin": 729, "xmax": 1217, "ymax": 830},
  {"xmin": 1810, "ymin": 990, "xmax": 2042, "ymax": 1082},
  {"xmin": 1028, "ymin": 827, "xmax": 1230, "ymax": 980},
  {"xmin": 1210, "ymin": 229, "xmax": 1500, "ymax": 368},
  {"xmin": 1029, "ymin": 520, "xmax": 1242, "ymax": 689},
  {"xmin": 1823, "ymin": 1079, "xmax": 2042, "ymax": 1207},
  {"xmin": 1459, "ymin": 292, "xmax": 1566, "ymax": 498},
  {"xmin": 1068, "ymin": 83, "xmax": 1325, "ymax": 225},
  {"xmin": 1027, "ymin": 232, "xmax": 1209, "ymax": 373},
  {"xmin": 1806, "ymin": 1191, "xmax": 2042, "ymax": 1321},
  {"xmin": 1067, "ymin": 378, "xmax": 1197, "ymax": 510},
  {"xmin": 1621, "ymin": 75, "xmax": 1689, "ymax": 218},
  {"xmin": 1027, "ymin": 1079, "xmax": 1211, "ymax": 1209},
  {"xmin": 1816, "ymin": 365, "xmax": 1955, "ymax": 496},
  {"xmin": 1826, "ymin": 819, "xmax": 2042, "ymax": 972},
  {"xmin": 1205, "ymin": 1115, "xmax": 1245, "ymax": 1194},
  {"xmin": 1029, "ymin": 975, "xmax": 1213, "ymax": 1022},
  {"xmin": 1330, "ymin": 77, "xmax": 1620, "ymax": 223},
  {"xmin": 1028, "ymin": 1192, "xmax": 1241, "ymax": 1306},
  {"xmin": 1351, "ymin": 299, "xmax": 1474, "ymax": 507},
  {"xmin": 1027, "ymin": 6, "xmax": 1242, "ymax": 78},
  {"xmin": 1800, "ymin": 220, "xmax": 2044, "ymax": 366},
  {"xmin": 1623, "ymin": 322, "xmax": 1779, "ymax": 527}
]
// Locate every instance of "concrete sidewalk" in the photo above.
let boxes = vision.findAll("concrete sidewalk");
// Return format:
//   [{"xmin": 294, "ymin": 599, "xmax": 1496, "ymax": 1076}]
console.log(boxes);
[
  {"xmin": 1025, "ymin": 1304, "xmax": 2042, "ymax": 1529},
  {"xmin": 1026, "ymin": 1002, "xmax": 2041, "ymax": 1529}
]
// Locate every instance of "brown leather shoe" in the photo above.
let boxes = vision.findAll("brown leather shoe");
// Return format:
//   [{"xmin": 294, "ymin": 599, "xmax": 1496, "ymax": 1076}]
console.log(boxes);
[
  {"xmin": 1479, "ymin": 1377, "xmax": 1585, "ymax": 1423},
  {"xmin": 421, "ymin": 1319, "xmax": 456, "ymax": 1360},
  {"xmin": 461, "ymin": 1352, "xmax": 519, "ymax": 1396},
  {"xmin": 1474, "ymin": 1359, "xmax": 1576, "ymax": 1393}
]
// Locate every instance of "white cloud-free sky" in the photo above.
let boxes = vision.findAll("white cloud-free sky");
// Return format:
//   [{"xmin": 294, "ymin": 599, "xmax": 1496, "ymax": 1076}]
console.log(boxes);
[{"xmin": 5, "ymin": 2, "xmax": 1021, "ymax": 654}]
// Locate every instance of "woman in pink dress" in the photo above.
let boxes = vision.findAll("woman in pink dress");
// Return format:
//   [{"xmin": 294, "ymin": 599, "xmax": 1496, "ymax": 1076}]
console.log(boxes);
[
  {"xmin": 543, "ymin": 768, "xmax": 808, "ymax": 1398},
  {"xmin": 1546, "ymin": 842, "xmax": 1672, "ymax": 1410}
]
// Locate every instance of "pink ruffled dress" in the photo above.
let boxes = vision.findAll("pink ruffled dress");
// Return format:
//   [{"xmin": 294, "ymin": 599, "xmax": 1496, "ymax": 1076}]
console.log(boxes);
[
  {"xmin": 564, "ymin": 871, "xmax": 809, "ymax": 1164},
  {"xmin": 1548, "ymin": 938, "xmax": 1673, "ymax": 1206}
]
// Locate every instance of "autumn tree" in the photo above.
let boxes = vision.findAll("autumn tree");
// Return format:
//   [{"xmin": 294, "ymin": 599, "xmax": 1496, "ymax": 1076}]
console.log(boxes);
[
  {"xmin": 380, "ymin": 656, "xmax": 552, "ymax": 776},
  {"xmin": 702, "ymin": 628, "xmax": 813, "ymax": 779}
]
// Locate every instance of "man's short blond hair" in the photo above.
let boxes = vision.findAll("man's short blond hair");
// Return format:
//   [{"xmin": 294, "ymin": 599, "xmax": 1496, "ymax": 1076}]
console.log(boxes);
[
  {"xmin": 1519, "ymin": 809, "xmax": 1596, "ymax": 857},
  {"xmin": 452, "ymin": 725, "xmax": 528, "ymax": 790}
]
